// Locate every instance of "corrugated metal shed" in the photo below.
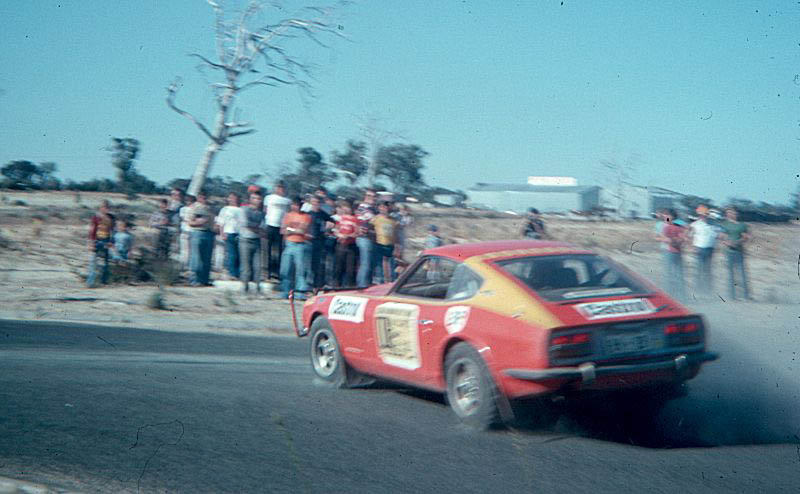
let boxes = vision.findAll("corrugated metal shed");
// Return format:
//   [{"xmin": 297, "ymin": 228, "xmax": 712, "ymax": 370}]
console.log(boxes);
[{"xmin": 466, "ymin": 183, "xmax": 601, "ymax": 213}]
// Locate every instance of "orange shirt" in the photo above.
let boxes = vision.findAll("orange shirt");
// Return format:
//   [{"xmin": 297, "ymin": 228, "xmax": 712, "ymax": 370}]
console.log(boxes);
[{"xmin": 281, "ymin": 211, "xmax": 311, "ymax": 243}]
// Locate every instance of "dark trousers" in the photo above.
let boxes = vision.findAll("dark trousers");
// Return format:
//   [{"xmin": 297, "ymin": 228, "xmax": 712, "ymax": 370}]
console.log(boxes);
[
  {"xmin": 373, "ymin": 243, "xmax": 395, "ymax": 284},
  {"xmin": 155, "ymin": 228, "xmax": 171, "ymax": 260},
  {"xmin": 224, "ymin": 233, "xmax": 240, "ymax": 279},
  {"xmin": 334, "ymin": 242, "xmax": 357, "ymax": 287},
  {"xmin": 310, "ymin": 239, "xmax": 328, "ymax": 288},
  {"xmin": 265, "ymin": 226, "xmax": 283, "ymax": 280}
]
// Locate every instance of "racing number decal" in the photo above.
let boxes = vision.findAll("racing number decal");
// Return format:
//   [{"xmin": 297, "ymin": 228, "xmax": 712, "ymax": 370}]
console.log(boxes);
[{"xmin": 374, "ymin": 303, "xmax": 421, "ymax": 370}]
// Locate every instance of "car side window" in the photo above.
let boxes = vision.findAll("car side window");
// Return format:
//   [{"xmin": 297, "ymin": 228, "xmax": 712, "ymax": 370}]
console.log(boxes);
[
  {"xmin": 394, "ymin": 257, "xmax": 457, "ymax": 299},
  {"xmin": 445, "ymin": 264, "xmax": 483, "ymax": 300}
]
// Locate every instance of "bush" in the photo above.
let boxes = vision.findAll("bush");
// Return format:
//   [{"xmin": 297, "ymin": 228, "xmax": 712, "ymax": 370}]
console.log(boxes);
[
  {"xmin": 12, "ymin": 200, "xmax": 27, "ymax": 207},
  {"xmin": 146, "ymin": 289, "xmax": 167, "ymax": 310}
]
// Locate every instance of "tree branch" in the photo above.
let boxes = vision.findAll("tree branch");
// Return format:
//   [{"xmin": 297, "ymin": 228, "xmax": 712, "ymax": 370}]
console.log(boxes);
[
  {"xmin": 166, "ymin": 79, "xmax": 219, "ymax": 144},
  {"xmin": 227, "ymin": 129, "xmax": 257, "ymax": 139}
]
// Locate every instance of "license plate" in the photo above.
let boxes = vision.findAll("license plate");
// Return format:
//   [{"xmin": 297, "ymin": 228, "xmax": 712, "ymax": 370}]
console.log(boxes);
[{"xmin": 604, "ymin": 331, "xmax": 662, "ymax": 356}]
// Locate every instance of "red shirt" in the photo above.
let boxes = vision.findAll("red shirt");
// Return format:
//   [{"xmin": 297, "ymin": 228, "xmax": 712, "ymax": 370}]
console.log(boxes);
[
  {"xmin": 281, "ymin": 211, "xmax": 311, "ymax": 243},
  {"xmin": 663, "ymin": 223, "xmax": 683, "ymax": 253},
  {"xmin": 336, "ymin": 214, "xmax": 358, "ymax": 245}
]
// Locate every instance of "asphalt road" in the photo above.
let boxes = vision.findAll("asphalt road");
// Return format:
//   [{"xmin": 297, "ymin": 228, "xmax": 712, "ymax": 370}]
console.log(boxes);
[{"xmin": 1, "ymin": 310, "xmax": 799, "ymax": 493}]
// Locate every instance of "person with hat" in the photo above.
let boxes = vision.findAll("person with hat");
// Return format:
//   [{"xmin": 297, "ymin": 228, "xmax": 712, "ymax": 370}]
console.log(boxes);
[{"xmin": 688, "ymin": 204, "xmax": 718, "ymax": 297}]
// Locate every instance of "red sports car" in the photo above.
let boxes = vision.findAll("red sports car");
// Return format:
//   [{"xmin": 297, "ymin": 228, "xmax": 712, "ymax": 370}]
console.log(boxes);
[{"xmin": 291, "ymin": 240, "xmax": 717, "ymax": 429}]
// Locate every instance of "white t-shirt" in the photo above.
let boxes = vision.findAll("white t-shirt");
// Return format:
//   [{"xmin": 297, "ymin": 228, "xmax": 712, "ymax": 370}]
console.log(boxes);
[
  {"xmin": 690, "ymin": 219, "xmax": 718, "ymax": 249},
  {"xmin": 215, "ymin": 206, "xmax": 242, "ymax": 235},
  {"xmin": 264, "ymin": 194, "xmax": 291, "ymax": 227}
]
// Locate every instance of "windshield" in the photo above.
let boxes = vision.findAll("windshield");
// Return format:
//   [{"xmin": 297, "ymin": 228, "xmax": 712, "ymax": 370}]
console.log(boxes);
[{"xmin": 495, "ymin": 254, "xmax": 649, "ymax": 301}]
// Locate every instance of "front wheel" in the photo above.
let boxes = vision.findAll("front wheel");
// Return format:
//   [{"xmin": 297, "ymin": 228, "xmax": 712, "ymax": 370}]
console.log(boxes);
[
  {"xmin": 444, "ymin": 343, "xmax": 502, "ymax": 429},
  {"xmin": 309, "ymin": 317, "xmax": 348, "ymax": 387},
  {"xmin": 309, "ymin": 317, "xmax": 373, "ymax": 388}
]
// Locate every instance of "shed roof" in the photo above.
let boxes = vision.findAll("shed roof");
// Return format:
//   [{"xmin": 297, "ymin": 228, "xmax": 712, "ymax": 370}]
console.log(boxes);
[{"xmin": 468, "ymin": 183, "xmax": 600, "ymax": 193}]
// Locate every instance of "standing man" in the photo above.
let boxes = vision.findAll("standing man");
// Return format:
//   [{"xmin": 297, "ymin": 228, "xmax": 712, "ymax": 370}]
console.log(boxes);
[
  {"xmin": 264, "ymin": 182, "xmax": 290, "ymax": 281},
  {"xmin": 187, "ymin": 192, "xmax": 215, "ymax": 286},
  {"xmin": 688, "ymin": 204, "xmax": 718, "ymax": 298},
  {"xmin": 307, "ymin": 194, "xmax": 333, "ymax": 289},
  {"xmin": 87, "ymin": 199, "xmax": 115, "ymax": 288},
  {"xmin": 279, "ymin": 196, "xmax": 311, "ymax": 299},
  {"xmin": 239, "ymin": 191, "xmax": 265, "ymax": 293},
  {"xmin": 215, "ymin": 192, "xmax": 242, "ymax": 280},
  {"xmin": 370, "ymin": 201, "xmax": 398, "ymax": 284},
  {"xmin": 355, "ymin": 188, "xmax": 377, "ymax": 287},
  {"xmin": 719, "ymin": 206, "xmax": 751, "ymax": 300},
  {"xmin": 654, "ymin": 208, "xmax": 686, "ymax": 300}
]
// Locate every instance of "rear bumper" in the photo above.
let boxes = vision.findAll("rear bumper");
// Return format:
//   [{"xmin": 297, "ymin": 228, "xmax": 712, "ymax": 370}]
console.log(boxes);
[{"xmin": 503, "ymin": 352, "xmax": 718, "ymax": 384}]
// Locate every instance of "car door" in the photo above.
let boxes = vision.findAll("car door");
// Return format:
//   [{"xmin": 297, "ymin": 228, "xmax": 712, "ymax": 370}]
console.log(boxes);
[{"xmin": 368, "ymin": 256, "xmax": 462, "ymax": 387}]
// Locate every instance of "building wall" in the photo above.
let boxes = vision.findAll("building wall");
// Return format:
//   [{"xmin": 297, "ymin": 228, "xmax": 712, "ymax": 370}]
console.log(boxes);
[{"xmin": 468, "ymin": 190, "xmax": 589, "ymax": 213}]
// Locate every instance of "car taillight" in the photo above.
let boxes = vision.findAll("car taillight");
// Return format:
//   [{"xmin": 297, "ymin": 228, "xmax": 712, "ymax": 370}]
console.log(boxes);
[
  {"xmin": 664, "ymin": 321, "xmax": 702, "ymax": 346},
  {"xmin": 550, "ymin": 332, "xmax": 592, "ymax": 359}
]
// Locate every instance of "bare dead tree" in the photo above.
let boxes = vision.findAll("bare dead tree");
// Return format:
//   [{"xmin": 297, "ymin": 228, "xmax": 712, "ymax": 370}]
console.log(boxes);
[
  {"xmin": 355, "ymin": 113, "xmax": 406, "ymax": 188},
  {"xmin": 167, "ymin": 0, "xmax": 346, "ymax": 196}
]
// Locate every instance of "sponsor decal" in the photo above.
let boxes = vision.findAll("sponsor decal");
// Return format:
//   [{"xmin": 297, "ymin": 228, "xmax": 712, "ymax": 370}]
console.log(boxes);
[
  {"xmin": 374, "ymin": 303, "xmax": 421, "ymax": 370},
  {"xmin": 562, "ymin": 287, "xmax": 632, "ymax": 299},
  {"xmin": 576, "ymin": 298, "xmax": 655, "ymax": 320},
  {"xmin": 328, "ymin": 296, "xmax": 368, "ymax": 323},
  {"xmin": 444, "ymin": 306, "xmax": 471, "ymax": 334}
]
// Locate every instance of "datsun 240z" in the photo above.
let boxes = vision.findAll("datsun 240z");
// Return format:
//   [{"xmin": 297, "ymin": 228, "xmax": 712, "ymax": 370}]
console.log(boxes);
[{"xmin": 290, "ymin": 240, "xmax": 718, "ymax": 429}]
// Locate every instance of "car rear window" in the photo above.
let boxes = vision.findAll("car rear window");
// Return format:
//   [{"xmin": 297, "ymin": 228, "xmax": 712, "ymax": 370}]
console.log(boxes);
[{"xmin": 495, "ymin": 254, "xmax": 649, "ymax": 301}]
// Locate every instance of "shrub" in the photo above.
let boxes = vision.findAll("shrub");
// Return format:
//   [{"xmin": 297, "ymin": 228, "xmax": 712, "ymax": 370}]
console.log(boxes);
[{"xmin": 146, "ymin": 289, "xmax": 167, "ymax": 310}]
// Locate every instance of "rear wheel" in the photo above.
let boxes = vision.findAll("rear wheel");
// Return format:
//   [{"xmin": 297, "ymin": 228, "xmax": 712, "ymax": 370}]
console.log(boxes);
[{"xmin": 444, "ymin": 343, "xmax": 502, "ymax": 429}]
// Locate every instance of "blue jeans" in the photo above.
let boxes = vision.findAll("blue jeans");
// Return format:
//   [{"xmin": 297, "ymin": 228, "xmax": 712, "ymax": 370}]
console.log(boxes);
[
  {"xmin": 356, "ymin": 236, "xmax": 373, "ymax": 288},
  {"xmin": 239, "ymin": 236, "xmax": 261, "ymax": 288},
  {"xmin": 224, "ymin": 233, "xmax": 240, "ymax": 279},
  {"xmin": 190, "ymin": 230, "xmax": 215, "ymax": 285},
  {"xmin": 87, "ymin": 239, "xmax": 111, "ymax": 287},
  {"xmin": 662, "ymin": 251, "xmax": 685, "ymax": 300},
  {"xmin": 280, "ymin": 241, "xmax": 310, "ymax": 297},
  {"xmin": 694, "ymin": 247, "xmax": 714, "ymax": 296},
  {"xmin": 726, "ymin": 249, "xmax": 749, "ymax": 300}
]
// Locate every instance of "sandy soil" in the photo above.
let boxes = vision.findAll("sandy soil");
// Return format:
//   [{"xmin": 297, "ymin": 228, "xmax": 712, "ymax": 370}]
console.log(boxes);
[{"xmin": 0, "ymin": 190, "xmax": 797, "ymax": 336}]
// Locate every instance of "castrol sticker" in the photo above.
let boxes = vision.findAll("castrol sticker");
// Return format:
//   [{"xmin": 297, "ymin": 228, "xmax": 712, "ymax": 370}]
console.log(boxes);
[
  {"xmin": 444, "ymin": 306, "xmax": 471, "ymax": 334},
  {"xmin": 575, "ymin": 298, "xmax": 655, "ymax": 320},
  {"xmin": 328, "ymin": 296, "xmax": 368, "ymax": 323}
]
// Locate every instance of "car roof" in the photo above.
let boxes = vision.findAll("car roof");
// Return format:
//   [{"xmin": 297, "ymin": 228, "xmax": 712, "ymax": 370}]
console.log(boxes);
[{"xmin": 422, "ymin": 240, "xmax": 594, "ymax": 262}]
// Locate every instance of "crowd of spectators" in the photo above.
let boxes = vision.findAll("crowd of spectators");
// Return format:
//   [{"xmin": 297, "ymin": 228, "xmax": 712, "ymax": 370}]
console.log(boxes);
[
  {"xmin": 653, "ymin": 204, "xmax": 751, "ymax": 301},
  {"xmin": 86, "ymin": 183, "xmax": 432, "ymax": 297}
]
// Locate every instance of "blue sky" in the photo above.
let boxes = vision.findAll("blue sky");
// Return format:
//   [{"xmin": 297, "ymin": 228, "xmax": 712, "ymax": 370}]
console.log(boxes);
[{"xmin": 1, "ymin": 1, "xmax": 798, "ymax": 204}]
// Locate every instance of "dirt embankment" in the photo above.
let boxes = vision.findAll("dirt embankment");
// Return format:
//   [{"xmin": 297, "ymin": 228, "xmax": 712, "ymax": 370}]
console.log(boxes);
[{"xmin": 0, "ymin": 191, "xmax": 797, "ymax": 334}]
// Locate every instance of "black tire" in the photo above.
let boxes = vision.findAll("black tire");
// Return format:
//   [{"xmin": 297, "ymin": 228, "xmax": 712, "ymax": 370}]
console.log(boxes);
[
  {"xmin": 309, "ymin": 317, "xmax": 349, "ymax": 388},
  {"xmin": 309, "ymin": 317, "xmax": 374, "ymax": 388},
  {"xmin": 444, "ymin": 342, "xmax": 502, "ymax": 429}
]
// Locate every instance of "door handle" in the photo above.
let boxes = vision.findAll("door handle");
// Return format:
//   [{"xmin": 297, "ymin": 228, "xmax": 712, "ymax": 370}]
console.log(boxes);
[{"xmin": 419, "ymin": 319, "xmax": 434, "ymax": 326}]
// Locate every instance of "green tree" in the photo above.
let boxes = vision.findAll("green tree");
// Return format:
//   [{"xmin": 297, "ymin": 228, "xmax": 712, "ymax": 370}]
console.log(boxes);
[
  {"xmin": 37, "ymin": 162, "xmax": 60, "ymax": 189},
  {"xmin": 295, "ymin": 147, "xmax": 336, "ymax": 193},
  {"xmin": 330, "ymin": 140, "xmax": 368, "ymax": 185},
  {"xmin": 374, "ymin": 143, "xmax": 429, "ymax": 194},
  {"xmin": 1, "ymin": 161, "xmax": 39, "ymax": 189},
  {"xmin": 109, "ymin": 138, "xmax": 140, "ymax": 196}
]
